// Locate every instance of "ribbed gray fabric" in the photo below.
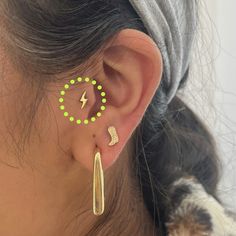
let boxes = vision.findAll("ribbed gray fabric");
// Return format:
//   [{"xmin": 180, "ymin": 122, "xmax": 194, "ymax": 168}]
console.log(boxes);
[{"xmin": 128, "ymin": 0, "xmax": 198, "ymax": 104}]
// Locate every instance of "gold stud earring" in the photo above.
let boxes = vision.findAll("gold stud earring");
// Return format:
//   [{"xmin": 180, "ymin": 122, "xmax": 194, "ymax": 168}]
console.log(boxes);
[
  {"xmin": 108, "ymin": 126, "xmax": 119, "ymax": 146},
  {"xmin": 80, "ymin": 91, "xmax": 88, "ymax": 109},
  {"xmin": 93, "ymin": 149, "xmax": 105, "ymax": 216}
]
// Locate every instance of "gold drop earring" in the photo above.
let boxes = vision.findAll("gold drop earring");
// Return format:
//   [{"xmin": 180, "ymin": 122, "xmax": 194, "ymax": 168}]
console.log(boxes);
[
  {"xmin": 92, "ymin": 127, "xmax": 119, "ymax": 216},
  {"xmin": 93, "ymin": 148, "xmax": 105, "ymax": 216}
]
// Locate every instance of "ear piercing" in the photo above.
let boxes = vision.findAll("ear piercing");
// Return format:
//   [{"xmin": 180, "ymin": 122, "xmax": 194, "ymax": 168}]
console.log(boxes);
[
  {"xmin": 108, "ymin": 126, "xmax": 119, "ymax": 146},
  {"xmin": 58, "ymin": 76, "xmax": 107, "ymax": 124},
  {"xmin": 80, "ymin": 91, "xmax": 88, "ymax": 109},
  {"xmin": 93, "ymin": 149, "xmax": 104, "ymax": 216},
  {"xmin": 93, "ymin": 126, "xmax": 118, "ymax": 216}
]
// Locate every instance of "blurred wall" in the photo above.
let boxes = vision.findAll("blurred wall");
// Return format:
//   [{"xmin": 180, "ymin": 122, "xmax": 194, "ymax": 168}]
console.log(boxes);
[
  {"xmin": 212, "ymin": 0, "xmax": 236, "ymax": 210},
  {"xmin": 179, "ymin": 0, "xmax": 236, "ymax": 211}
]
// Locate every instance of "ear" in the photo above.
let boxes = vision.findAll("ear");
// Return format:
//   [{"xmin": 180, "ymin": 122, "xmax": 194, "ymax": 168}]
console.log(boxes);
[{"xmin": 70, "ymin": 29, "xmax": 163, "ymax": 172}]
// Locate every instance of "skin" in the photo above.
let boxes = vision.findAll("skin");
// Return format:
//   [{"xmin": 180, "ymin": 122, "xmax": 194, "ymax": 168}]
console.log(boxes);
[{"xmin": 0, "ymin": 29, "xmax": 163, "ymax": 235}]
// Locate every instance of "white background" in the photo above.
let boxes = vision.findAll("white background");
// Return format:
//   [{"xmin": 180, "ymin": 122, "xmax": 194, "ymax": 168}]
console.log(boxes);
[
  {"xmin": 213, "ymin": 0, "xmax": 236, "ymax": 210},
  {"xmin": 181, "ymin": 1, "xmax": 236, "ymax": 210}
]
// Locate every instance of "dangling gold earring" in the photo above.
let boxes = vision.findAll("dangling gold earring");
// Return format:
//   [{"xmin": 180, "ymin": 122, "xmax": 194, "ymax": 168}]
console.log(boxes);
[{"xmin": 93, "ymin": 149, "xmax": 105, "ymax": 216}]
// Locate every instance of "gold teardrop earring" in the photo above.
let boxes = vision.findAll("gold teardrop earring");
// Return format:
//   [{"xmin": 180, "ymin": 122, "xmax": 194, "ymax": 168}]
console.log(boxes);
[
  {"xmin": 93, "ymin": 148, "xmax": 105, "ymax": 216},
  {"xmin": 92, "ymin": 126, "xmax": 119, "ymax": 215}
]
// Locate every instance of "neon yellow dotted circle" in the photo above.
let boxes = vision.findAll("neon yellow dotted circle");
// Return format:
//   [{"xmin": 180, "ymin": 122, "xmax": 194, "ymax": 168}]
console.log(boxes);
[
  {"xmin": 69, "ymin": 116, "xmax": 75, "ymax": 122},
  {"xmin": 76, "ymin": 119, "xmax": 82, "ymax": 124},
  {"xmin": 60, "ymin": 105, "xmax": 65, "ymax": 110},
  {"xmin": 59, "ymin": 98, "xmax": 64, "ymax": 103},
  {"xmin": 64, "ymin": 84, "xmax": 69, "ymax": 89},
  {"xmin": 58, "ymin": 76, "xmax": 107, "ymax": 124},
  {"xmin": 60, "ymin": 91, "xmax": 65, "ymax": 96}
]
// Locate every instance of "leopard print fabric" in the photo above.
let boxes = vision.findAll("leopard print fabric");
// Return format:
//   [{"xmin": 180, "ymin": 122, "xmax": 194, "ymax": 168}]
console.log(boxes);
[{"xmin": 165, "ymin": 176, "xmax": 236, "ymax": 236}]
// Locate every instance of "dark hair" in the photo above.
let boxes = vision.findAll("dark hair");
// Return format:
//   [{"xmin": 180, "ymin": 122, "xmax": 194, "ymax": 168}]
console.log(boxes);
[{"xmin": 0, "ymin": 0, "xmax": 221, "ymax": 234}]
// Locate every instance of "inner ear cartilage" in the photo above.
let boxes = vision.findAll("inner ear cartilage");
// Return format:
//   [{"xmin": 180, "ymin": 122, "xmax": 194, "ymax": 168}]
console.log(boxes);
[
  {"xmin": 108, "ymin": 126, "xmax": 119, "ymax": 146},
  {"xmin": 58, "ymin": 76, "xmax": 107, "ymax": 125}
]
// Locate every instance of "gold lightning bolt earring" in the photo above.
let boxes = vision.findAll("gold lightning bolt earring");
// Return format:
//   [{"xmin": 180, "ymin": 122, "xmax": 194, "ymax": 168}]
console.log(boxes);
[
  {"xmin": 108, "ymin": 126, "xmax": 119, "ymax": 146},
  {"xmin": 80, "ymin": 91, "xmax": 88, "ymax": 109}
]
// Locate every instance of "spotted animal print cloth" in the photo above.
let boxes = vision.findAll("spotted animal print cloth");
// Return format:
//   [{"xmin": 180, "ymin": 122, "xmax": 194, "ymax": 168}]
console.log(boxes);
[{"xmin": 166, "ymin": 176, "xmax": 236, "ymax": 236}]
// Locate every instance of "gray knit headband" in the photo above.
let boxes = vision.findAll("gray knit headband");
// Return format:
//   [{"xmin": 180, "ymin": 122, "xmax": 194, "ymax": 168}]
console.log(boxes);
[{"xmin": 128, "ymin": 0, "xmax": 198, "ymax": 104}]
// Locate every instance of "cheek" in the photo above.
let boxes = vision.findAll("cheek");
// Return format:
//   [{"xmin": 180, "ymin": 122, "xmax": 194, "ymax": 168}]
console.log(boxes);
[
  {"xmin": 0, "ymin": 78, "xmax": 26, "ymax": 166},
  {"xmin": 0, "ymin": 82, "xmax": 21, "ymax": 167},
  {"xmin": 0, "ymin": 47, "xmax": 28, "ymax": 164},
  {"xmin": 0, "ymin": 170, "xmax": 28, "ymax": 234}
]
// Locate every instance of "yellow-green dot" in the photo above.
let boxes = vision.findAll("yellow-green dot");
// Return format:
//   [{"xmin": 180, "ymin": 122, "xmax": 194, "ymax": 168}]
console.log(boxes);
[
  {"xmin": 60, "ymin": 90, "xmax": 65, "ymax": 96},
  {"xmin": 85, "ymin": 77, "xmax": 90, "ymax": 82},
  {"xmin": 97, "ymin": 85, "xmax": 102, "ymax": 90},
  {"xmin": 97, "ymin": 112, "xmax": 102, "ymax": 117},
  {"xmin": 92, "ymin": 80, "xmax": 97, "ymax": 85},
  {"xmin": 70, "ymin": 79, "xmax": 75, "ymax": 85},
  {"xmin": 101, "ymin": 106, "xmax": 106, "ymax": 111},
  {"xmin": 91, "ymin": 117, "xmax": 96, "ymax": 122},
  {"xmin": 64, "ymin": 112, "xmax": 69, "ymax": 117},
  {"xmin": 101, "ymin": 92, "xmax": 106, "ymax": 97},
  {"xmin": 59, "ymin": 98, "xmax": 64, "ymax": 103},
  {"xmin": 64, "ymin": 84, "xmax": 69, "ymax": 89},
  {"xmin": 59, "ymin": 105, "xmax": 65, "ymax": 110},
  {"xmin": 76, "ymin": 119, "xmax": 82, "ymax": 124},
  {"xmin": 102, "ymin": 98, "xmax": 107, "ymax": 103},
  {"xmin": 84, "ymin": 119, "xmax": 89, "ymax": 125},
  {"xmin": 77, "ymin": 77, "xmax": 82, "ymax": 82},
  {"xmin": 69, "ymin": 116, "xmax": 74, "ymax": 122}
]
